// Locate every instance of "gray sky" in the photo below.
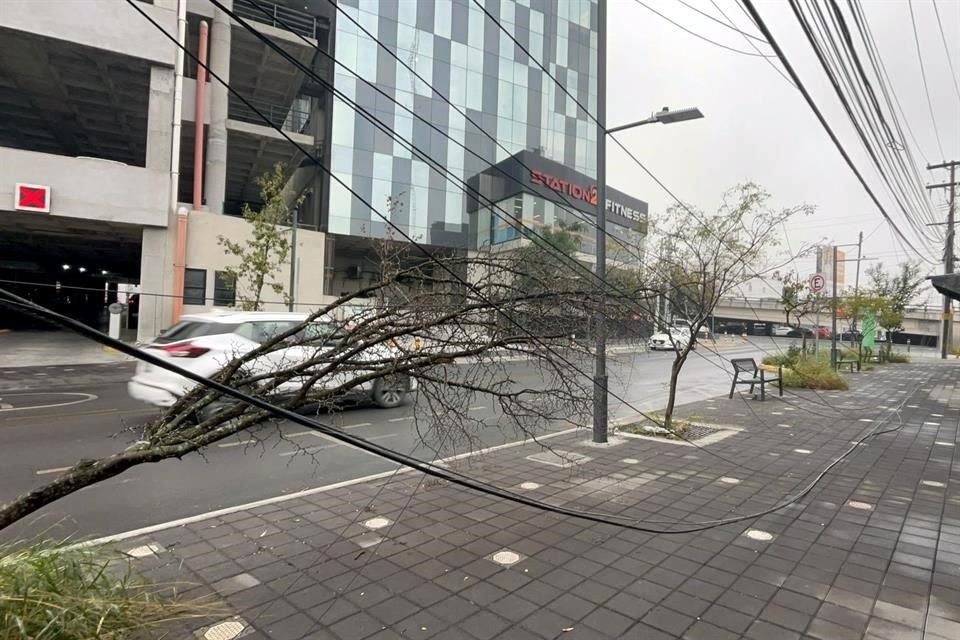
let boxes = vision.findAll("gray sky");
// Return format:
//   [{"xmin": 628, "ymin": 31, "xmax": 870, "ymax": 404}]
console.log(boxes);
[{"xmin": 605, "ymin": 0, "xmax": 960, "ymax": 303}]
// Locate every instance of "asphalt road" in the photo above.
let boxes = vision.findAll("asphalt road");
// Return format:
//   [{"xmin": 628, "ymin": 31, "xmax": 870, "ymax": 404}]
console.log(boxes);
[{"xmin": 0, "ymin": 336, "xmax": 835, "ymax": 541}]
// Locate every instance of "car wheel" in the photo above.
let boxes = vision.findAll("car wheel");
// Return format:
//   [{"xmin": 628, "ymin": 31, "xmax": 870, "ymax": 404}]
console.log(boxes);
[{"xmin": 373, "ymin": 375, "xmax": 408, "ymax": 408}]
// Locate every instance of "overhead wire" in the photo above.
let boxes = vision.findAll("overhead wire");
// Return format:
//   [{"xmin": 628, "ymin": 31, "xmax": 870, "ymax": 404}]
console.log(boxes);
[
  {"xmin": 738, "ymin": 0, "xmax": 938, "ymax": 265},
  {"xmin": 931, "ymin": 0, "xmax": 960, "ymax": 107},
  {"xmin": 631, "ymin": 0, "xmax": 775, "ymax": 57},
  {"xmin": 677, "ymin": 0, "xmax": 770, "ymax": 42},
  {"xmin": 708, "ymin": 0, "xmax": 799, "ymax": 90},
  {"xmin": 907, "ymin": 0, "xmax": 947, "ymax": 160},
  {"xmin": 245, "ymin": 0, "xmax": 866, "ymax": 428},
  {"xmin": 0, "ymin": 288, "xmax": 924, "ymax": 534},
  {"xmin": 849, "ymin": 0, "xmax": 932, "ymax": 167},
  {"xmin": 130, "ymin": 0, "xmax": 798, "ymax": 479},
  {"xmin": 790, "ymin": 0, "xmax": 941, "ymax": 246}
]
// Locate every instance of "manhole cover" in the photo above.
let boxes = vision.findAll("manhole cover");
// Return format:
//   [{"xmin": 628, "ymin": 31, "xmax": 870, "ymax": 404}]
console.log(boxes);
[
  {"xmin": 744, "ymin": 529, "xmax": 774, "ymax": 542},
  {"xmin": 488, "ymin": 550, "xmax": 523, "ymax": 566},
  {"xmin": 525, "ymin": 450, "xmax": 592, "ymax": 468},
  {"xmin": 363, "ymin": 516, "xmax": 391, "ymax": 529},
  {"xmin": 202, "ymin": 620, "xmax": 246, "ymax": 640}
]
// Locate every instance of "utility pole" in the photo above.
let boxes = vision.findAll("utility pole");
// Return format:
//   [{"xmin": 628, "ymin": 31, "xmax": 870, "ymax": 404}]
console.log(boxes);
[
  {"xmin": 288, "ymin": 206, "xmax": 298, "ymax": 311},
  {"xmin": 831, "ymin": 247, "xmax": 838, "ymax": 368},
  {"xmin": 927, "ymin": 161, "xmax": 959, "ymax": 359},
  {"xmin": 853, "ymin": 231, "xmax": 863, "ymax": 298},
  {"xmin": 593, "ymin": 0, "xmax": 608, "ymax": 443}
]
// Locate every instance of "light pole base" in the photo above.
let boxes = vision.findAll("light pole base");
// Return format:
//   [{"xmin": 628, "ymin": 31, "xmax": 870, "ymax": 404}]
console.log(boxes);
[{"xmin": 592, "ymin": 374, "xmax": 608, "ymax": 443}]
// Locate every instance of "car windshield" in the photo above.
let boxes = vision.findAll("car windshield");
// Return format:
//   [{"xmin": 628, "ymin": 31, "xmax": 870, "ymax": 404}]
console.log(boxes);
[{"xmin": 153, "ymin": 320, "xmax": 239, "ymax": 344}]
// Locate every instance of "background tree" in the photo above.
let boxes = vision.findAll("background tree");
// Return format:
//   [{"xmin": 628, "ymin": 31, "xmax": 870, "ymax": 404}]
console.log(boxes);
[
  {"xmin": 777, "ymin": 271, "xmax": 822, "ymax": 351},
  {"xmin": 218, "ymin": 163, "xmax": 302, "ymax": 310},
  {"xmin": 646, "ymin": 184, "xmax": 812, "ymax": 429},
  {"xmin": 862, "ymin": 262, "xmax": 923, "ymax": 351}
]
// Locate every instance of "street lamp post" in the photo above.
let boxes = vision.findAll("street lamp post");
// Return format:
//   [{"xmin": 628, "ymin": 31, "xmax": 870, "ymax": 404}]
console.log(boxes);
[{"xmin": 592, "ymin": 49, "xmax": 703, "ymax": 443}]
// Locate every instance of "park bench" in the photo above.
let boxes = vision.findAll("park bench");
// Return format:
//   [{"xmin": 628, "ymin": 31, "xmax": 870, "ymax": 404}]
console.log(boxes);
[
  {"xmin": 729, "ymin": 358, "xmax": 782, "ymax": 401},
  {"xmin": 835, "ymin": 354, "xmax": 861, "ymax": 372}
]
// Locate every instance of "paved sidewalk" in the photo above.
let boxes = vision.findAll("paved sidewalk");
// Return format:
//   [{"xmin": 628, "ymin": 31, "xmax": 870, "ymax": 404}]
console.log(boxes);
[
  {"xmin": 112, "ymin": 363, "xmax": 958, "ymax": 639},
  {"xmin": 0, "ymin": 330, "xmax": 134, "ymax": 368}
]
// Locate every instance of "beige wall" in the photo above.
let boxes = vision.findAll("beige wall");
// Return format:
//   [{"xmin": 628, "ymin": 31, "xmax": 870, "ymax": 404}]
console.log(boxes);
[{"xmin": 181, "ymin": 209, "xmax": 329, "ymax": 314}]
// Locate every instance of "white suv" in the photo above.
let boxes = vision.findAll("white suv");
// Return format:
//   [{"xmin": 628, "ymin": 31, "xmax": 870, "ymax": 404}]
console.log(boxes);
[{"xmin": 128, "ymin": 311, "xmax": 414, "ymax": 410}]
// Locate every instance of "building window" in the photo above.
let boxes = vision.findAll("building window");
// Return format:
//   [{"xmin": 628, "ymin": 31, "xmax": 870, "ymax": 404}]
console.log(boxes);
[
  {"xmin": 214, "ymin": 271, "xmax": 236, "ymax": 307},
  {"xmin": 184, "ymin": 268, "xmax": 206, "ymax": 305}
]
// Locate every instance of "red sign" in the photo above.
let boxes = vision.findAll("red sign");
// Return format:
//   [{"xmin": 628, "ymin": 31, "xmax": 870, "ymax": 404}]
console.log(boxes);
[
  {"xmin": 529, "ymin": 170, "xmax": 597, "ymax": 206},
  {"xmin": 15, "ymin": 183, "xmax": 51, "ymax": 213},
  {"xmin": 809, "ymin": 273, "xmax": 825, "ymax": 294}
]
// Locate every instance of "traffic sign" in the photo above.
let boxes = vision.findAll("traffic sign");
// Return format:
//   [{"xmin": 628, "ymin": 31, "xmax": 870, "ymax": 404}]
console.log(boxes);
[{"xmin": 810, "ymin": 273, "xmax": 826, "ymax": 294}]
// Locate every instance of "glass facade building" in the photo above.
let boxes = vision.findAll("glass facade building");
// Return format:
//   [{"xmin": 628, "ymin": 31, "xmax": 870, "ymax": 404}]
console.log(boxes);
[{"xmin": 327, "ymin": 0, "xmax": 599, "ymax": 247}]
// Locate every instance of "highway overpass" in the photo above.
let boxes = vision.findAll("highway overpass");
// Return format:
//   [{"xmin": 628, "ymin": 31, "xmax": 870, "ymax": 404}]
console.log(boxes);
[{"xmin": 712, "ymin": 297, "xmax": 950, "ymax": 347}]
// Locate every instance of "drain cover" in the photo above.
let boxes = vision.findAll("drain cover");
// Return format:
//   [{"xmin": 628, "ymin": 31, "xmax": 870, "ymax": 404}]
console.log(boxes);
[
  {"xmin": 525, "ymin": 450, "xmax": 592, "ymax": 468},
  {"xmin": 202, "ymin": 620, "xmax": 246, "ymax": 640}
]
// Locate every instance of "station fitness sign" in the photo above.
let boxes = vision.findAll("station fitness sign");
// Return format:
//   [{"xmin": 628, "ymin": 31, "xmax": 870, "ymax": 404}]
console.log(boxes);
[{"xmin": 528, "ymin": 169, "xmax": 646, "ymax": 223}]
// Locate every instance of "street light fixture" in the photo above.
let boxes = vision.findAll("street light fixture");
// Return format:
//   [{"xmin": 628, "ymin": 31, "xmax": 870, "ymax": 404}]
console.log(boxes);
[
  {"xmin": 606, "ymin": 107, "xmax": 705, "ymax": 134},
  {"xmin": 593, "ymin": 13, "xmax": 704, "ymax": 445}
]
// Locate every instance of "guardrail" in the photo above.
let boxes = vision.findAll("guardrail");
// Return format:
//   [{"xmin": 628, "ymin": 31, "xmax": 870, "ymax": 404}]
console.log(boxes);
[
  {"xmin": 234, "ymin": 0, "xmax": 328, "ymax": 43},
  {"xmin": 229, "ymin": 97, "xmax": 311, "ymax": 134}
]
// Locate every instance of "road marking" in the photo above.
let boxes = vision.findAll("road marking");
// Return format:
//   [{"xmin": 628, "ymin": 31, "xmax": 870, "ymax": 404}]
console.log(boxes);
[
  {"xmin": 83, "ymin": 426, "xmax": 582, "ymax": 546},
  {"xmin": 285, "ymin": 430, "xmax": 326, "ymax": 438},
  {"xmin": 388, "ymin": 416, "xmax": 414, "ymax": 422},
  {"xmin": 343, "ymin": 422, "xmax": 372, "ymax": 429},
  {"xmin": 36, "ymin": 466, "xmax": 72, "ymax": 476},
  {"xmin": 0, "ymin": 392, "xmax": 98, "ymax": 412},
  {"xmin": 218, "ymin": 439, "xmax": 256, "ymax": 448},
  {"xmin": 468, "ymin": 406, "xmax": 487, "ymax": 411},
  {"xmin": 277, "ymin": 433, "xmax": 399, "ymax": 457}
]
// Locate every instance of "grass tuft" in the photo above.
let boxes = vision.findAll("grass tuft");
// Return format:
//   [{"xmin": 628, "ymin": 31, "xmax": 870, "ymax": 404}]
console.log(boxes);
[{"xmin": 0, "ymin": 542, "xmax": 218, "ymax": 640}]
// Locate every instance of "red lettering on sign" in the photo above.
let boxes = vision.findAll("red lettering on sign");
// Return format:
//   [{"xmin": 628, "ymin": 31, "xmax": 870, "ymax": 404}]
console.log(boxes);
[{"xmin": 529, "ymin": 170, "xmax": 597, "ymax": 205}]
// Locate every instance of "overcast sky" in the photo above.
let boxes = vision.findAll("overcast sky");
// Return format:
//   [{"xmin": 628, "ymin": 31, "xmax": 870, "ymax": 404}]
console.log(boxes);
[{"xmin": 605, "ymin": 0, "xmax": 960, "ymax": 302}]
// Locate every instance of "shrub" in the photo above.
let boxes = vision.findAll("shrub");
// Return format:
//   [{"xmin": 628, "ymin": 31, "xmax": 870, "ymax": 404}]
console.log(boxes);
[
  {"xmin": 0, "ymin": 543, "xmax": 216, "ymax": 640},
  {"xmin": 762, "ymin": 345, "xmax": 802, "ymax": 368},
  {"xmin": 782, "ymin": 355, "xmax": 849, "ymax": 390},
  {"xmin": 886, "ymin": 351, "xmax": 909, "ymax": 363}
]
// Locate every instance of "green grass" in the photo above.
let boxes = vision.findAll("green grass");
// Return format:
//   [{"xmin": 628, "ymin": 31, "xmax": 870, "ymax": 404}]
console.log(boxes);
[
  {"xmin": 782, "ymin": 354, "xmax": 849, "ymax": 391},
  {"xmin": 0, "ymin": 542, "xmax": 217, "ymax": 640},
  {"xmin": 885, "ymin": 351, "xmax": 910, "ymax": 363}
]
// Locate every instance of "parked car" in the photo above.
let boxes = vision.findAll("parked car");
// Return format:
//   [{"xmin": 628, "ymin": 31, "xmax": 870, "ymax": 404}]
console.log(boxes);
[
  {"xmin": 814, "ymin": 325, "xmax": 832, "ymax": 338},
  {"xmin": 749, "ymin": 322, "xmax": 768, "ymax": 336},
  {"xmin": 839, "ymin": 330, "xmax": 863, "ymax": 342},
  {"xmin": 716, "ymin": 322, "xmax": 747, "ymax": 335},
  {"xmin": 771, "ymin": 324, "xmax": 793, "ymax": 337},
  {"xmin": 786, "ymin": 326, "xmax": 815, "ymax": 338},
  {"xmin": 128, "ymin": 311, "xmax": 414, "ymax": 411}
]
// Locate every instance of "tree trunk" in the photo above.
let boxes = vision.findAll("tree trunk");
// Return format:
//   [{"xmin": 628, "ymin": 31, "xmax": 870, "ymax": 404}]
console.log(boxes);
[{"xmin": 662, "ymin": 357, "xmax": 683, "ymax": 430}]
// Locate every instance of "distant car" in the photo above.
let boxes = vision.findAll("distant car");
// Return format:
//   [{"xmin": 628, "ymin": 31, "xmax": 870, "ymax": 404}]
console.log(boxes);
[
  {"xmin": 814, "ymin": 325, "xmax": 832, "ymax": 338},
  {"xmin": 787, "ymin": 327, "xmax": 815, "ymax": 338},
  {"xmin": 749, "ymin": 323, "xmax": 768, "ymax": 336},
  {"xmin": 771, "ymin": 325, "xmax": 793, "ymax": 337},
  {"xmin": 648, "ymin": 324, "xmax": 694, "ymax": 351},
  {"xmin": 128, "ymin": 311, "xmax": 415, "ymax": 412},
  {"xmin": 716, "ymin": 322, "xmax": 747, "ymax": 335},
  {"xmin": 839, "ymin": 330, "xmax": 863, "ymax": 342}
]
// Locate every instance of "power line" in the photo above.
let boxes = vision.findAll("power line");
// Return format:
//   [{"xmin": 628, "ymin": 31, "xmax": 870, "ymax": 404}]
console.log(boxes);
[
  {"xmin": 631, "ymin": 0, "xmax": 775, "ymax": 57},
  {"xmin": 931, "ymin": 0, "xmax": 960, "ymax": 107},
  {"xmin": 740, "ymin": 0, "xmax": 937, "ymax": 265},
  {"xmin": 131, "ymin": 0, "xmax": 792, "ymax": 478},
  {"xmin": 791, "ymin": 0, "xmax": 941, "ymax": 244},
  {"xmin": 0, "ymin": 287, "xmax": 920, "ymax": 534},
  {"xmin": 908, "ymin": 0, "xmax": 947, "ymax": 159},
  {"xmin": 850, "ymin": 0, "xmax": 931, "ymax": 166},
  {"xmin": 676, "ymin": 0, "xmax": 769, "ymax": 42},
  {"xmin": 708, "ymin": 0, "xmax": 799, "ymax": 90}
]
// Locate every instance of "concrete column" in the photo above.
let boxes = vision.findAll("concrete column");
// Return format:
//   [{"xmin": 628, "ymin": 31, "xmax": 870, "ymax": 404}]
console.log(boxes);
[
  {"xmin": 204, "ymin": 0, "xmax": 231, "ymax": 213},
  {"xmin": 146, "ymin": 66, "xmax": 175, "ymax": 171},
  {"xmin": 138, "ymin": 224, "xmax": 176, "ymax": 341}
]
